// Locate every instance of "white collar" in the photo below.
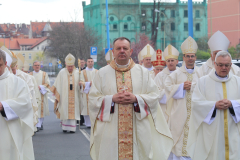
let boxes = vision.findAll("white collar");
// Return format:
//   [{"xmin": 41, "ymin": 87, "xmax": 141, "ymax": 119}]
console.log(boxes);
[
  {"xmin": 185, "ymin": 66, "xmax": 194, "ymax": 74},
  {"xmin": 115, "ymin": 60, "xmax": 130, "ymax": 68},
  {"xmin": 86, "ymin": 67, "xmax": 94, "ymax": 71},
  {"xmin": 143, "ymin": 65, "xmax": 154, "ymax": 71},
  {"xmin": 215, "ymin": 72, "xmax": 228, "ymax": 81},
  {"xmin": 33, "ymin": 70, "xmax": 40, "ymax": 73}
]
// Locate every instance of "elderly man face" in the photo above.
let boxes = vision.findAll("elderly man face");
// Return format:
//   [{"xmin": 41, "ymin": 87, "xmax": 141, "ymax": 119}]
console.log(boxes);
[
  {"xmin": 214, "ymin": 55, "xmax": 232, "ymax": 78},
  {"xmin": 154, "ymin": 66, "xmax": 164, "ymax": 75},
  {"xmin": 166, "ymin": 58, "xmax": 178, "ymax": 71},
  {"xmin": 11, "ymin": 65, "xmax": 18, "ymax": 75},
  {"xmin": 66, "ymin": 65, "xmax": 74, "ymax": 73},
  {"xmin": 143, "ymin": 57, "xmax": 152, "ymax": 68},
  {"xmin": 33, "ymin": 62, "xmax": 41, "ymax": 72}
]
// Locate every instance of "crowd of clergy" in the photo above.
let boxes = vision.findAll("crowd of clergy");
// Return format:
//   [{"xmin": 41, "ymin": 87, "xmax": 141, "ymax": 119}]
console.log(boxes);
[{"xmin": 1, "ymin": 30, "xmax": 240, "ymax": 160}]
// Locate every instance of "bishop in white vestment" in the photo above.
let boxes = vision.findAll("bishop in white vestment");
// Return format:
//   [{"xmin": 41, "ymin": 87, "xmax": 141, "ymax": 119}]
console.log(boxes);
[
  {"xmin": 197, "ymin": 31, "xmax": 240, "ymax": 77},
  {"xmin": 30, "ymin": 61, "xmax": 51, "ymax": 130},
  {"xmin": 187, "ymin": 51, "xmax": 240, "ymax": 160},
  {"xmin": 0, "ymin": 50, "xmax": 35, "ymax": 160},
  {"xmin": 51, "ymin": 53, "xmax": 81, "ymax": 133},
  {"xmin": 165, "ymin": 37, "xmax": 199, "ymax": 160},
  {"xmin": 154, "ymin": 45, "xmax": 179, "ymax": 121},
  {"xmin": 89, "ymin": 37, "xmax": 173, "ymax": 160},
  {"xmin": 80, "ymin": 57, "xmax": 98, "ymax": 127}
]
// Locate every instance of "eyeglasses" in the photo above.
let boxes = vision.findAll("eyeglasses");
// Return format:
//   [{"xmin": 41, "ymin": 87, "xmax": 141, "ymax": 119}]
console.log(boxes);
[
  {"xmin": 185, "ymin": 55, "xmax": 195, "ymax": 59},
  {"xmin": 215, "ymin": 63, "xmax": 231, "ymax": 68}
]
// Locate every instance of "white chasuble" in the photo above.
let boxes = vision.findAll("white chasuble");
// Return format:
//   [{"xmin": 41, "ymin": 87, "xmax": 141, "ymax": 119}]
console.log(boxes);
[
  {"xmin": 80, "ymin": 68, "xmax": 98, "ymax": 115},
  {"xmin": 197, "ymin": 58, "xmax": 240, "ymax": 77},
  {"xmin": 165, "ymin": 64, "xmax": 199, "ymax": 157},
  {"xmin": 154, "ymin": 67, "xmax": 177, "ymax": 122},
  {"xmin": 16, "ymin": 69, "xmax": 38, "ymax": 126},
  {"xmin": 89, "ymin": 59, "xmax": 173, "ymax": 160},
  {"xmin": 30, "ymin": 70, "xmax": 50, "ymax": 118},
  {"xmin": 0, "ymin": 68, "xmax": 34, "ymax": 160},
  {"xmin": 187, "ymin": 69, "xmax": 240, "ymax": 160},
  {"xmin": 51, "ymin": 68, "xmax": 81, "ymax": 120}
]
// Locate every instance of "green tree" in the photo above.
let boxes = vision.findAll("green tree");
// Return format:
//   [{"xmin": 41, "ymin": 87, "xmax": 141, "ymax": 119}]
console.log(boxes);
[
  {"xmin": 196, "ymin": 50, "xmax": 211, "ymax": 60},
  {"xmin": 228, "ymin": 46, "xmax": 237, "ymax": 59},
  {"xmin": 196, "ymin": 36, "xmax": 209, "ymax": 52}
]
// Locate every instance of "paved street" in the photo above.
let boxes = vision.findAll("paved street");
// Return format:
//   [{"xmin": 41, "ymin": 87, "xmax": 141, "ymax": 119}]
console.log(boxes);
[{"xmin": 33, "ymin": 78, "xmax": 91, "ymax": 160}]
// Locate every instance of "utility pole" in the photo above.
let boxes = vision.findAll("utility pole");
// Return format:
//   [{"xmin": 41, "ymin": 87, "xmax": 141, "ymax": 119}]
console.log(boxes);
[
  {"xmin": 188, "ymin": 0, "xmax": 193, "ymax": 38},
  {"xmin": 105, "ymin": 0, "xmax": 110, "ymax": 50}
]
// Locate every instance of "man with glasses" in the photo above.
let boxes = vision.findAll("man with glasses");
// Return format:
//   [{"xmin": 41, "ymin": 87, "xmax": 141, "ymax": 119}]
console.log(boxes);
[
  {"xmin": 165, "ymin": 36, "xmax": 200, "ymax": 160},
  {"xmin": 154, "ymin": 45, "xmax": 179, "ymax": 121},
  {"xmin": 187, "ymin": 51, "xmax": 240, "ymax": 160},
  {"xmin": 30, "ymin": 61, "xmax": 51, "ymax": 131},
  {"xmin": 197, "ymin": 31, "xmax": 240, "ymax": 77}
]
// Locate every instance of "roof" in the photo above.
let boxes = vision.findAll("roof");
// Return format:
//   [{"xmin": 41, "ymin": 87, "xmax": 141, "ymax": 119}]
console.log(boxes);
[
  {"xmin": 17, "ymin": 38, "xmax": 40, "ymax": 45},
  {"xmin": 30, "ymin": 22, "xmax": 84, "ymax": 36},
  {"xmin": 30, "ymin": 37, "xmax": 48, "ymax": 49},
  {"xmin": 0, "ymin": 38, "xmax": 20, "ymax": 50}
]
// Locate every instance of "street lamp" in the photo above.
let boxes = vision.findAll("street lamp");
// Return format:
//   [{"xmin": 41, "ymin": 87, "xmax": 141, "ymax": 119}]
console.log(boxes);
[{"xmin": 155, "ymin": 9, "xmax": 168, "ymax": 49}]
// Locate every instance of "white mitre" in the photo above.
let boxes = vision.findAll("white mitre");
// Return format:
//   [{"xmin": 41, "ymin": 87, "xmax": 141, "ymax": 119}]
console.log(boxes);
[
  {"xmin": 208, "ymin": 31, "xmax": 230, "ymax": 53},
  {"xmin": 10, "ymin": 51, "xmax": 18, "ymax": 68},
  {"xmin": 2, "ymin": 50, "xmax": 12, "ymax": 67},
  {"xmin": 181, "ymin": 36, "xmax": 198, "ymax": 54},
  {"xmin": 138, "ymin": 44, "xmax": 156, "ymax": 61},
  {"xmin": 65, "ymin": 53, "xmax": 75, "ymax": 66},
  {"xmin": 16, "ymin": 53, "xmax": 25, "ymax": 70},
  {"xmin": 23, "ymin": 61, "xmax": 30, "ymax": 72},
  {"xmin": 163, "ymin": 44, "xmax": 179, "ymax": 60},
  {"xmin": 105, "ymin": 49, "xmax": 114, "ymax": 63}
]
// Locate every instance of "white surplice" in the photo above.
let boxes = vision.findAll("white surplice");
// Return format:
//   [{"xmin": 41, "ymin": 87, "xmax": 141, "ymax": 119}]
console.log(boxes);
[
  {"xmin": 89, "ymin": 62, "xmax": 173, "ymax": 160},
  {"xmin": 187, "ymin": 69, "xmax": 240, "ymax": 160},
  {"xmin": 197, "ymin": 58, "xmax": 240, "ymax": 77},
  {"xmin": 0, "ymin": 68, "xmax": 34, "ymax": 160},
  {"xmin": 165, "ymin": 63, "xmax": 199, "ymax": 158}
]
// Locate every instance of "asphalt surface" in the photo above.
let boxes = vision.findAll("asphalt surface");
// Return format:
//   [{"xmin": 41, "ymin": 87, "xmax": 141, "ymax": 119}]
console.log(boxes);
[{"xmin": 32, "ymin": 78, "xmax": 91, "ymax": 160}]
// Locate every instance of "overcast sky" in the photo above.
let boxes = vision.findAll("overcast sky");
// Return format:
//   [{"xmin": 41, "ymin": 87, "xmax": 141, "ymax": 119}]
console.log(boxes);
[{"xmin": 0, "ymin": 0, "xmax": 203, "ymax": 24}]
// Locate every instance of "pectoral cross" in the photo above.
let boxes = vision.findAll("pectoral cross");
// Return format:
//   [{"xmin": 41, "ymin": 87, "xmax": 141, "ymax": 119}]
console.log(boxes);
[{"xmin": 121, "ymin": 86, "xmax": 128, "ymax": 92}]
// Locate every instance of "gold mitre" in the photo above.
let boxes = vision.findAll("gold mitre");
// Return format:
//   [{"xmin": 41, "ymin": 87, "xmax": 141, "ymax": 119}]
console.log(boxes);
[
  {"xmin": 181, "ymin": 36, "xmax": 198, "ymax": 54},
  {"xmin": 138, "ymin": 44, "xmax": 156, "ymax": 61},
  {"xmin": 65, "ymin": 53, "xmax": 75, "ymax": 66},
  {"xmin": 16, "ymin": 53, "xmax": 25, "ymax": 70},
  {"xmin": 163, "ymin": 44, "xmax": 179, "ymax": 60},
  {"xmin": 105, "ymin": 49, "xmax": 114, "ymax": 63},
  {"xmin": 23, "ymin": 60, "xmax": 30, "ymax": 72},
  {"xmin": 10, "ymin": 51, "xmax": 18, "ymax": 68}
]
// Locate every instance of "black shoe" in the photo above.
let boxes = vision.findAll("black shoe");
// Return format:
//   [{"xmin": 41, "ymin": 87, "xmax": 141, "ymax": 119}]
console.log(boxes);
[
  {"xmin": 40, "ymin": 125, "xmax": 43, "ymax": 130},
  {"xmin": 63, "ymin": 130, "xmax": 67, "ymax": 133},
  {"xmin": 37, "ymin": 127, "xmax": 40, "ymax": 132},
  {"xmin": 87, "ymin": 126, "xmax": 91, "ymax": 128},
  {"xmin": 70, "ymin": 131, "xmax": 75, "ymax": 133}
]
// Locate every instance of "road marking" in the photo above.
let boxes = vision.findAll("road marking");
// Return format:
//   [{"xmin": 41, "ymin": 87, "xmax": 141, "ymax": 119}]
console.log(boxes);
[{"xmin": 79, "ymin": 129, "xmax": 90, "ymax": 142}]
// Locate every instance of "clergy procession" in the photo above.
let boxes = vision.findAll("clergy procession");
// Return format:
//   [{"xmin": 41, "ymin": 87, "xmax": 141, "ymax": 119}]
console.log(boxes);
[{"xmin": 1, "ymin": 30, "xmax": 240, "ymax": 160}]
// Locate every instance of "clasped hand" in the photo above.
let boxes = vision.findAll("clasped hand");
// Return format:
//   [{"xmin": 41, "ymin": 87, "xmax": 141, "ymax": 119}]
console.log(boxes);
[
  {"xmin": 0, "ymin": 102, "xmax": 3, "ymax": 111},
  {"xmin": 184, "ymin": 81, "xmax": 192, "ymax": 90},
  {"xmin": 112, "ymin": 91, "xmax": 137, "ymax": 105},
  {"xmin": 215, "ymin": 99, "xmax": 232, "ymax": 110}
]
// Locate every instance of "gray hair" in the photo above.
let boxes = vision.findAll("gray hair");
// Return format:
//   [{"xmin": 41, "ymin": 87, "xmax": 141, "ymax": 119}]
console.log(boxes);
[
  {"xmin": 215, "ymin": 51, "xmax": 232, "ymax": 62},
  {"xmin": 0, "ymin": 50, "xmax": 6, "ymax": 63},
  {"xmin": 33, "ymin": 61, "xmax": 40, "ymax": 65}
]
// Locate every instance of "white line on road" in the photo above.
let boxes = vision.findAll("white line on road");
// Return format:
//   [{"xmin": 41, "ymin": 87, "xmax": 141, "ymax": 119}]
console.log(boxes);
[
  {"xmin": 79, "ymin": 129, "xmax": 90, "ymax": 142},
  {"xmin": 48, "ymin": 97, "xmax": 55, "ymax": 103}
]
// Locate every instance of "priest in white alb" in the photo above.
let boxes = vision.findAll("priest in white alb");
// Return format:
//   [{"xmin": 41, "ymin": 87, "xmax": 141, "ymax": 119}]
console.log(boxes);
[
  {"xmin": 79, "ymin": 57, "xmax": 98, "ymax": 127},
  {"xmin": 187, "ymin": 51, "xmax": 240, "ymax": 160},
  {"xmin": 150, "ymin": 49, "xmax": 166, "ymax": 79},
  {"xmin": 30, "ymin": 60, "xmax": 51, "ymax": 131},
  {"xmin": 165, "ymin": 36, "xmax": 200, "ymax": 160},
  {"xmin": 154, "ymin": 44, "xmax": 179, "ymax": 121},
  {"xmin": 0, "ymin": 49, "xmax": 35, "ymax": 160},
  {"xmin": 89, "ymin": 37, "xmax": 173, "ymax": 160},
  {"xmin": 197, "ymin": 30, "xmax": 240, "ymax": 77},
  {"xmin": 51, "ymin": 53, "xmax": 81, "ymax": 133}
]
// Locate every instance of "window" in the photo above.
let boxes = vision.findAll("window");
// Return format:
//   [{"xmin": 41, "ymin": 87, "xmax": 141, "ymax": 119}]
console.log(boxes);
[
  {"xmin": 161, "ymin": 22, "xmax": 165, "ymax": 31},
  {"xmin": 184, "ymin": 23, "xmax": 188, "ymax": 31},
  {"xmin": 142, "ymin": 10, "xmax": 146, "ymax": 16},
  {"xmin": 124, "ymin": 23, "xmax": 128, "ymax": 30},
  {"xmin": 196, "ymin": 23, "xmax": 200, "ymax": 31},
  {"xmin": 22, "ymin": 53, "xmax": 25, "ymax": 57},
  {"xmin": 127, "ymin": 16, "xmax": 131, "ymax": 21},
  {"xmin": 171, "ymin": 23, "xmax": 175, "ymax": 31},
  {"xmin": 142, "ymin": 22, "xmax": 146, "ymax": 30},
  {"xmin": 171, "ymin": 10, "xmax": 175, "ymax": 18},
  {"xmin": 184, "ymin": 10, "xmax": 188, "ymax": 17},
  {"xmin": 37, "ymin": 46, "xmax": 39, "ymax": 50},
  {"xmin": 171, "ymin": 38, "xmax": 176, "ymax": 47},
  {"xmin": 195, "ymin": 10, "xmax": 200, "ymax": 18},
  {"xmin": 113, "ymin": 24, "xmax": 117, "ymax": 30},
  {"xmin": 110, "ymin": 17, "xmax": 114, "ymax": 21},
  {"xmin": 29, "ymin": 53, "xmax": 31, "ymax": 59},
  {"xmin": 161, "ymin": 10, "xmax": 165, "ymax": 18}
]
